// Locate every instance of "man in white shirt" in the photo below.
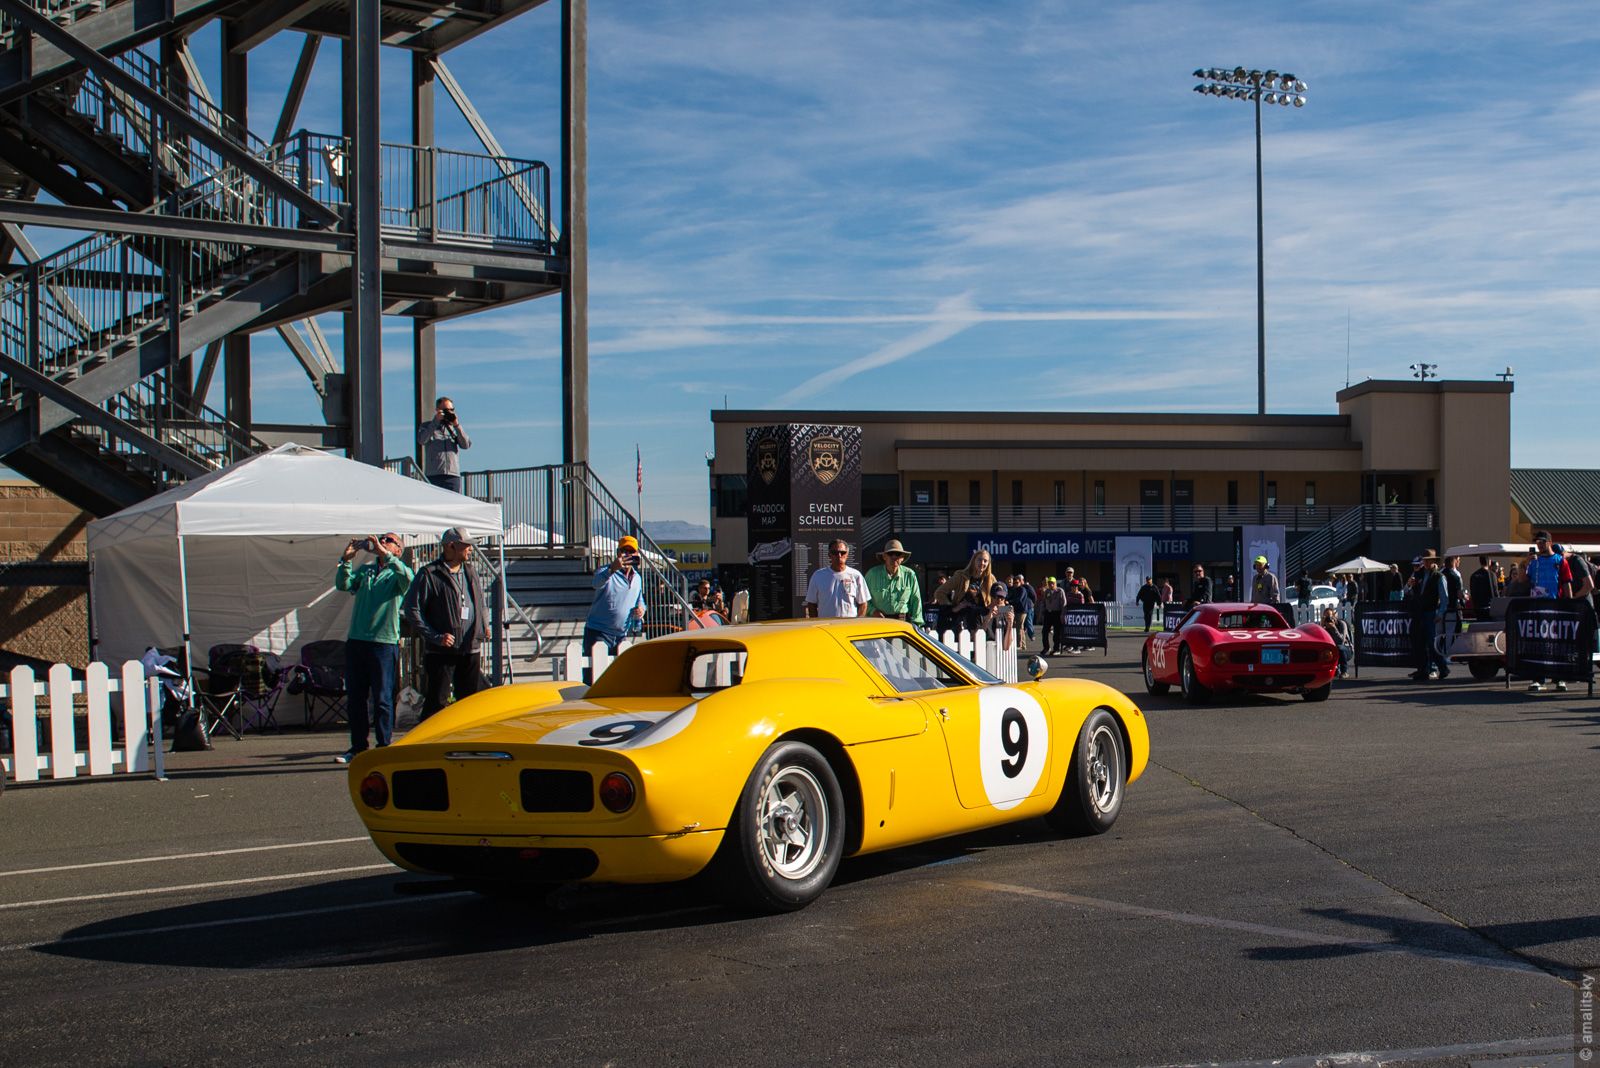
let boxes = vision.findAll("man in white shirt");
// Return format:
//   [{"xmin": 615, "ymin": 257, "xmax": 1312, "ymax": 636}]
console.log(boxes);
[{"xmin": 804, "ymin": 539, "xmax": 870, "ymax": 618}]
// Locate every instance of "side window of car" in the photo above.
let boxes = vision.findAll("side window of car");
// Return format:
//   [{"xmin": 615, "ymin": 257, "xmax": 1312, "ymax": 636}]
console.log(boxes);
[{"xmin": 852, "ymin": 637, "xmax": 964, "ymax": 693}]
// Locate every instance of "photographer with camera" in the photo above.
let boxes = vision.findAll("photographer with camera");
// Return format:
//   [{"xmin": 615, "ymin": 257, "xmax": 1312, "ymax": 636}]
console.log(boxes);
[
  {"xmin": 417, "ymin": 396, "xmax": 472, "ymax": 493},
  {"xmin": 584, "ymin": 535, "xmax": 647, "ymax": 655},
  {"xmin": 334, "ymin": 532, "xmax": 414, "ymax": 763}
]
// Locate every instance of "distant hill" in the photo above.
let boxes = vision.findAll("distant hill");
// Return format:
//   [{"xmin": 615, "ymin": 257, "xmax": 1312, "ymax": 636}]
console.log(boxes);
[{"xmin": 647, "ymin": 520, "xmax": 710, "ymax": 542}]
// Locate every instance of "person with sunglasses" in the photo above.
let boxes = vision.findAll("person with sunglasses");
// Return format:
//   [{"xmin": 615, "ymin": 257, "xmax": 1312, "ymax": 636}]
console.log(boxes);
[
  {"xmin": 335, "ymin": 532, "xmax": 415, "ymax": 763},
  {"xmin": 804, "ymin": 539, "xmax": 870, "ymax": 618}
]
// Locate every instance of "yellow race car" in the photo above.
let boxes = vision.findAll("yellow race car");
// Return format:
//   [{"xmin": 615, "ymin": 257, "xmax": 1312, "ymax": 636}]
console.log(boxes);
[{"xmin": 348, "ymin": 619, "xmax": 1149, "ymax": 912}]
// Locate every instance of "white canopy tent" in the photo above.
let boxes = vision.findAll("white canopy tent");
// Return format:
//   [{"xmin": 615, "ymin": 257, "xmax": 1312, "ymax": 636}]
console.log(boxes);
[
  {"xmin": 1326, "ymin": 555, "xmax": 1391, "ymax": 574},
  {"xmin": 86, "ymin": 444, "xmax": 504, "ymax": 675}
]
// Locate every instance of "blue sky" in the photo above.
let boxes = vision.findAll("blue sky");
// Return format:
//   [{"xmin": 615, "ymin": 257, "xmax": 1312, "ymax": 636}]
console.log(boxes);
[{"xmin": 227, "ymin": 1, "xmax": 1600, "ymax": 524}]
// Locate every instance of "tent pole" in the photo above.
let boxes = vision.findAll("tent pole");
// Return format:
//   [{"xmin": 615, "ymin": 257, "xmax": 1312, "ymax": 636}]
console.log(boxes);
[
  {"xmin": 496, "ymin": 537, "xmax": 508, "ymax": 685},
  {"xmin": 176, "ymin": 534, "xmax": 196, "ymax": 696}
]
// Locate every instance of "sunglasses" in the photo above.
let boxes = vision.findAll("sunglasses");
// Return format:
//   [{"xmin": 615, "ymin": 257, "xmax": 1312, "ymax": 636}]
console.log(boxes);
[{"xmin": 832, "ymin": 549, "xmax": 849, "ymax": 556}]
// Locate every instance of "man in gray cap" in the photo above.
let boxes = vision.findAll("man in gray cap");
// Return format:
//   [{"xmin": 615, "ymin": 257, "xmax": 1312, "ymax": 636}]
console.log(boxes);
[
  {"xmin": 865, "ymin": 538, "xmax": 923, "ymax": 625},
  {"xmin": 402, "ymin": 527, "xmax": 488, "ymax": 720}
]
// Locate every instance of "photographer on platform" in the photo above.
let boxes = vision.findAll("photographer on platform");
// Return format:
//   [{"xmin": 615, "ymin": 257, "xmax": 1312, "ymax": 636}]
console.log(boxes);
[
  {"xmin": 585, "ymin": 535, "xmax": 647, "ymax": 654},
  {"xmin": 417, "ymin": 396, "xmax": 472, "ymax": 493}
]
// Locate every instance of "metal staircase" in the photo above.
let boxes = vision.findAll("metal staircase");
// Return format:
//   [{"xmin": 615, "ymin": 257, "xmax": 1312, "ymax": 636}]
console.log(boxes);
[{"xmin": 1284, "ymin": 506, "xmax": 1371, "ymax": 579}]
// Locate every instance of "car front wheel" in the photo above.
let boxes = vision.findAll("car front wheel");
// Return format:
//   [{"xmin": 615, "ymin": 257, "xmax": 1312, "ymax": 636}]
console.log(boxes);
[
  {"xmin": 715, "ymin": 739, "xmax": 845, "ymax": 913},
  {"xmin": 1468, "ymin": 659, "xmax": 1500, "ymax": 681},
  {"xmin": 1046, "ymin": 709, "xmax": 1126, "ymax": 835},
  {"xmin": 1142, "ymin": 649, "xmax": 1170, "ymax": 694},
  {"xmin": 1180, "ymin": 647, "xmax": 1211, "ymax": 704}
]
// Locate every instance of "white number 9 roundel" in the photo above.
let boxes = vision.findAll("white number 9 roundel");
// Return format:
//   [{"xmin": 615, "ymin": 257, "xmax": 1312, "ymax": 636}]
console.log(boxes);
[{"xmin": 977, "ymin": 687, "xmax": 1048, "ymax": 810}]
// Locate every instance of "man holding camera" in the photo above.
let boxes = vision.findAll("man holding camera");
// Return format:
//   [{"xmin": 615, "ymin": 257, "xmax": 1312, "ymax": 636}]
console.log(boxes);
[
  {"xmin": 334, "ymin": 533, "xmax": 414, "ymax": 763},
  {"xmin": 585, "ymin": 535, "xmax": 647, "ymax": 654},
  {"xmin": 417, "ymin": 396, "xmax": 472, "ymax": 493},
  {"xmin": 402, "ymin": 527, "xmax": 488, "ymax": 720}
]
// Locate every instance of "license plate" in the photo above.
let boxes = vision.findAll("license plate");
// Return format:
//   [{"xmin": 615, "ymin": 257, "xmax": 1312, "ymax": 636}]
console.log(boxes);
[{"xmin": 1261, "ymin": 646, "xmax": 1288, "ymax": 665}]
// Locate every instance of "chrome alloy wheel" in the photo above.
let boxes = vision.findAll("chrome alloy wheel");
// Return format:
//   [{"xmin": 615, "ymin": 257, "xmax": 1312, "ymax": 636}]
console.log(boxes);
[
  {"xmin": 757, "ymin": 766, "xmax": 829, "ymax": 880},
  {"xmin": 1181, "ymin": 650, "xmax": 1195, "ymax": 693},
  {"xmin": 1143, "ymin": 653, "xmax": 1156, "ymax": 688},
  {"xmin": 1085, "ymin": 723, "xmax": 1120, "ymax": 813}
]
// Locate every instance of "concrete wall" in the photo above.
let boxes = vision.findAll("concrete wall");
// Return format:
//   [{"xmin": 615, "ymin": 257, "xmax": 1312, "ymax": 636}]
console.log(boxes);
[{"xmin": 0, "ymin": 481, "xmax": 91, "ymax": 667}]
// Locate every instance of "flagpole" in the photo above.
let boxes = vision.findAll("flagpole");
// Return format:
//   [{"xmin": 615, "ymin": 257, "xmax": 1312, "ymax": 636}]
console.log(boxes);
[{"xmin": 634, "ymin": 444, "xmax": 643, "ymax": 540}]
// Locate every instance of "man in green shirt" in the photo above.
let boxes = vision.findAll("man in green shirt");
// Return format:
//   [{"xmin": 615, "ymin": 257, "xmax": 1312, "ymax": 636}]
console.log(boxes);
[
  {"xmin": 334, "ymin": 532, "xmax": 415, "ymax": 763},
  {"xmin": 865, "ymin": 539, "xmax": 924, "ymax": 626}
]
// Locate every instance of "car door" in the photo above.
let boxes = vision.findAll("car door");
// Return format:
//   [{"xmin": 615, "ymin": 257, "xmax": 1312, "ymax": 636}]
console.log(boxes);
[{"xmin": 849, "ymin": 634, "xmax": 1052, "ymax": 813}]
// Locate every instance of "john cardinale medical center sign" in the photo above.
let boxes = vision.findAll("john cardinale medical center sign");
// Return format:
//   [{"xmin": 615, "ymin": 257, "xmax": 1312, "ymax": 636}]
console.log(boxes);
[{"xmin": 969, "ymin": 534, "xmax": 1193, "ymax": 560}]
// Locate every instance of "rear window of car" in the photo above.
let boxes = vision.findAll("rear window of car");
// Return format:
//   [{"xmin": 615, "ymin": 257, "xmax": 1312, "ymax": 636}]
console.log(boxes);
[
  {"xmin": 1215, "ymin": 611, "xmax": 1286, "ymax": 630},
  {"xmin": 852, "ymin": 636, "xmax": 968, "ymax": 693},
  {"xmin": 584, "ymin": 641, "xmax": 748, "ymax": 697}
]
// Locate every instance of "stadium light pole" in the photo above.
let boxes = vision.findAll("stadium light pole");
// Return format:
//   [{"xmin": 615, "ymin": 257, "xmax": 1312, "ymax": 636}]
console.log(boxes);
[{"xmin": 1192, "ymin": 66, "xmax": 1307, "ymax": 523}]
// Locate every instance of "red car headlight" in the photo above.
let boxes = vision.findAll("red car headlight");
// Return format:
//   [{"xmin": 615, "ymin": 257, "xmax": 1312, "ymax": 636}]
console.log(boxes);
[
  {"xmin": 359, "ymin": 771, "xmax": 389, "ymax": 809},
  {"xmin": 1211, "ymin": 649, "xmax": 1229, "ymax": 666},
  {"xmin": 598, "ymin": 771, "xmax": 636, "ymax": 813}
]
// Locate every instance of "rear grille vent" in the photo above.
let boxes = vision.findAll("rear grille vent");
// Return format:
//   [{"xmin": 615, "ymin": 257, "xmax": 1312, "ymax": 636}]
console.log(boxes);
[
  {"xmin": 520, "ymin": 769, "xmax": 594, "ymax": 813},
  {"xmin": 392, "ymin": 768, "xmax": 449, "ymax": 811}
]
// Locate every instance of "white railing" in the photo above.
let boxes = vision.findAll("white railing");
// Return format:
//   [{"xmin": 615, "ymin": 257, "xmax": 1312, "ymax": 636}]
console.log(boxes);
[
  {"xmin": 1, "ymin": 662, "xmax": 164, "ymax": 784},
  {"xmin": 555, "ymin": 628, "xmax": 1019, "ymax": 687}
]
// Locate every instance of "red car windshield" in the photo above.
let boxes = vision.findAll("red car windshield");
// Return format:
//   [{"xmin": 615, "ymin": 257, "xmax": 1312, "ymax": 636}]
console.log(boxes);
[{"xmin": 1213, "ymin": 611, "xmax": 1287, "ymax": 630}]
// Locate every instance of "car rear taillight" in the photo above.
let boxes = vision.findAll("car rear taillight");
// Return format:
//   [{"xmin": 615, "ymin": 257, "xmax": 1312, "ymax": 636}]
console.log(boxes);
[
  {"xmin": 1212, "ymin": 649, "xmax": 1229, "ymax": 666},
  {"xmin": 1319, "ymin": 648, "xmax": 1337, "ymax": 663},
  {"xmin": 598, "ymin": 772, "xmax": 636, "ymax": 813},
  {"xmin": 359, "ymin": 771, "xmax": 389, "ymax": 809}
]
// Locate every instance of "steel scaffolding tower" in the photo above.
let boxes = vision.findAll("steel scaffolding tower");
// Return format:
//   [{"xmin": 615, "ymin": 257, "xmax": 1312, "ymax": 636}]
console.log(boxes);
[{"xmin": 0, "ymin": 0, "xmax": 587, "ymax": 514}]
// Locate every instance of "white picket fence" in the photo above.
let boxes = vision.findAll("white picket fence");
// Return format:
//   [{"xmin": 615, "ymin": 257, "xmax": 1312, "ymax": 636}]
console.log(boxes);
[
  {"xmin": 557, "ymin": 627, "xmax": 1020, "ymax": 686},
  {"xmin": 1, "ymin": 662, "xmax": 163, "ymax": 784}
]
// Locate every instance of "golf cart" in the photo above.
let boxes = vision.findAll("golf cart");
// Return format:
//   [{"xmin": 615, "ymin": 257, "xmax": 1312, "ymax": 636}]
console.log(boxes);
[{"xmin": 1441, "ymin": 542, "xmax": 1600, "ymax": 680}]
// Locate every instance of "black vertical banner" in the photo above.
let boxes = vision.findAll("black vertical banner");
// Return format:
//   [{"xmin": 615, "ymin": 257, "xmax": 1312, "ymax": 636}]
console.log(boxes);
[
  {"xmin": 1505, "ymin": 598, "xmax": 1596, "ymax": 684},
  {"xmin": 745, "ymin": 424, "xmax": 862, "ymax": 620},
  {"xmin": 745, "ymin": 425, "xmax": 792, "ymax": 621}
]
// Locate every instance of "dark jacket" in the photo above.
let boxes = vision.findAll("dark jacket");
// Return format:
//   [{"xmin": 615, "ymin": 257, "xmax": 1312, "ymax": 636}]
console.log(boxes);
[
  {"xmin": 1414, "ymin": 569, "xmax": 1443, "ymax": 613},
  {"xmin": 403, "ymin": 557, "xmax": 488, "ymax": 651},
  {"xmin": 1190, "ymin": 575, "xmax": 1212, "ymax": 605}
]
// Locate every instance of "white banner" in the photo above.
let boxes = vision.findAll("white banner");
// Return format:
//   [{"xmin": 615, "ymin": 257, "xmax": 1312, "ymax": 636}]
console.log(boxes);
[{"xmin": 1115, "ymin": 536, "xmax": 1153, "ymax": 604}]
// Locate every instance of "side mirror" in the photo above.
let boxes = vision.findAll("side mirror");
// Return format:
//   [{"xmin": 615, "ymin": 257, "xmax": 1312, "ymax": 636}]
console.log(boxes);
[{"xmin": 1026, "ymin": 655, "xmax": 1048, "ymax": 681}]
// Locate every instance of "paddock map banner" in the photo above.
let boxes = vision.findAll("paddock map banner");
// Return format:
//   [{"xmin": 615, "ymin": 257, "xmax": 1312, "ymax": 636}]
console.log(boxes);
[
  {"xmin": 1353, "ymin": 603, "xmax": 1414, "ymax": 667},
  {"xmin": 1505, "ymin": 598, "xmax": 1596, "ymax": 683},
  {"xmin": 1060, "ymin": 603, "xmax": 1107, "ymax": 653},
  {"xmin": 744, "ymin": 424, "xmax": 862, "ymax": 619}
]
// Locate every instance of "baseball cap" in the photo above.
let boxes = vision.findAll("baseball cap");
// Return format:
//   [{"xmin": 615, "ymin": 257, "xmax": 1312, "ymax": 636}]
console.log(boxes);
[
  {"xmin": 1045, "ymin": 576, "xmax": 1057, "ymax": 584},
  {"xmin": 990, "ymin": 581, "xmax": 1007, "ymax": 597},
  {"xmin": 1253, "ymin": 555, "xmax": 1268, "ymax": 565},
  {"xmin": 441, "ymin": 526, "xmax": 474, "ymax": 547},
  {"xmin": 618, "ymin": 535, "xmax": 640, "ymax": 552}
]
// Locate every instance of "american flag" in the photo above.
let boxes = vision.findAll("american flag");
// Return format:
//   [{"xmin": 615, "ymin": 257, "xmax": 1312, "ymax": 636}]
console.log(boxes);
[{"xmin": 635, "ymin": 445, "xmax": 643, "ymax": 496}]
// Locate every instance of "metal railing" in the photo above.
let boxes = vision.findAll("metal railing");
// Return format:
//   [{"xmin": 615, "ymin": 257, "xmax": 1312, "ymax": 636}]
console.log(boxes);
[{"xmin": 0, "ymin": 1, "xmax": 111, "ymax": 51}]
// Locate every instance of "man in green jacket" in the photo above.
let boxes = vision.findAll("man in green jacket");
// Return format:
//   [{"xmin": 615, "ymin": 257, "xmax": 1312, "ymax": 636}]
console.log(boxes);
[
  {"xmin": 334, "ymin": 533, "xmax": 415, "ymax": 763},
  {"xmin": 865, "ymin": 539, "xmax": 924, "ymax": 625}
]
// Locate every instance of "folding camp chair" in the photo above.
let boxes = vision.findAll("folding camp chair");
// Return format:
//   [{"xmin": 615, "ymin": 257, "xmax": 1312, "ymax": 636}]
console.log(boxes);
[
  {"xmin": 233, "ymin": 650, "xmax": 287, "ymax": 733},
  {"xmin": 194, "ymin": 643, "xmax": 256, "ymax": 740},
  {"xmin": 292, "ymin": 640, "xmax": 348, "ymax": 728}
]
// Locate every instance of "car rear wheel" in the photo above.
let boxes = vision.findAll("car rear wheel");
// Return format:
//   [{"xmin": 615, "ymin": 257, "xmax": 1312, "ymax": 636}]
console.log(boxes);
[
  {"xmin": 1046, "ymin": 709, "xmax": 1126, "ymax": 835},
  {"xmin": 714, "ymin": 739, "xmax": 845, "ymax": 913},
  {"xmin": 1468, "ymin": 659, "xmax": 1501, "ymax": 681},
  {"xmin": 1301, "ymin": 682, "xmax": 1332, "ymax": 702},
  {"xmin": 1179, "ymin": 646, "xmax": 1210, "ymax": 704},
  {"xmin": 1142, "ymin": 649, "xmax": 1170, "ymax": 694}
]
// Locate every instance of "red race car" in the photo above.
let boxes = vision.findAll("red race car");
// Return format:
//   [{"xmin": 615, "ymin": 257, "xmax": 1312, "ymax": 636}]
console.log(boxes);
[{"xmin": 1142, "ymin": 603, "xmax": 1337, "ymax": 703}]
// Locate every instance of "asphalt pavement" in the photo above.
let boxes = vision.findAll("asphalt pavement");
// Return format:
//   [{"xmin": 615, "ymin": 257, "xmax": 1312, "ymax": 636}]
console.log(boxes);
[{"xmin": 1, "ymin": 633, "xmax": 1595, "ymax": 1067}]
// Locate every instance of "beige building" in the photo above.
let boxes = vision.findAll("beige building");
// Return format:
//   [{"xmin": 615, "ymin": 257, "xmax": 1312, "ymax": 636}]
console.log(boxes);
[
  {"xmin": 710, "ymin": 379, "xmax": 1513, "ymax": 595},
  {"xmin": 0, "ymin": 480, "xmax": 91, "ymax": 667}
]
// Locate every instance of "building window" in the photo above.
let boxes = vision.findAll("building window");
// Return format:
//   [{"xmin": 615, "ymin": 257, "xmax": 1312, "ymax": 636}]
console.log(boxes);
[
  {"xmin": 1012, "ymin": 480, "xmax": 1023, "ymax": 507},
  {"xmin": 714, "ymin": 475, "xmax": 747, "ymax": 518},
  {"xmin": 1304, "ymin": 481, "xmax": 1316, "ymax": 510},
  {"xmin": 862, "ymin": 474, "xmax": 899, "ymax": 516},
  {"xmin": 1053, "ymin": 480, "xmax": 1066, "ymax": 511},
  {"xmin": 969, "ymin": 480, "xmax": 981, "ymax": 508},
  {"xmin": 1266, "ymin": 480, "xmax": 1278, "ymax": 513},
  {"xmin": 1227, "ymin": 480, "xmax": 1239, "ymax": 509},
  {"xmin": 1093, "ymin": 480, "xmax": 1105, "ymax": 516}
]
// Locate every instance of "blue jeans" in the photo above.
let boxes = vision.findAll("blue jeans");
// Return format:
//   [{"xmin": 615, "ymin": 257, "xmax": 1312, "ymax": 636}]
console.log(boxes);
[
  {"xmin": 583, "ymin": 626, "xmax": 621, "ymax": 655},
  {"xmin": 426, "ymin": 473, "xmax": 463, "ymax": 493},
  {"xmin": 346, "ymin": 639, "xmax": 400, "ymax": 750}
]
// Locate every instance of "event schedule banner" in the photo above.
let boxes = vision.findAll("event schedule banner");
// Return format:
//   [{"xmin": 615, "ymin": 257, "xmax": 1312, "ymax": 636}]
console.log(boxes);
[
  {"xmin": 1060, "ymin": 603, "xmax": 1108, "ymax": 654},
  {"xmin": 1505, "ymin": 598, "xmax": 1596, "ymax": 685},
  {"xmin": 1115, "ymin": 536, "xmax": 1153, "ymax": 605},
  {"xmin": 1353, "ymin": 603, "xmax": 1414, "ymax": 667},
  {"xmin": 744, "ymin": 424, "xmax": 862, "ymax": 619}
]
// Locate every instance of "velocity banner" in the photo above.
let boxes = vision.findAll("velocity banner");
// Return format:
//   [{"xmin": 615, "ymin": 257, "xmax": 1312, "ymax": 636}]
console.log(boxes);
[
  {"xmin": 1505, "ymin": 598, "xmax": 1596, "ymax": 686},
  {"xmin": 1060, "ymin": 603, "xmax": 1108, "ymax": 654},
  {"xmin": 1353, "ymin": 603, "xmax": 1414, "ymax": 667}
]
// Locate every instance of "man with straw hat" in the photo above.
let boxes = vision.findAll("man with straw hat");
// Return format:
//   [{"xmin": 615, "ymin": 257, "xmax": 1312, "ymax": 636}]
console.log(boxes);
[{"xmin": 865, "ymin": 539, "xmax": 924, "ymax": 625}]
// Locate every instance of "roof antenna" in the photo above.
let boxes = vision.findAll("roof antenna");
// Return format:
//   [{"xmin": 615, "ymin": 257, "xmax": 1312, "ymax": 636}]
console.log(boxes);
[{"xmin": 1344, "ymin": 309, "xmax": 1350, "ymax": 388}]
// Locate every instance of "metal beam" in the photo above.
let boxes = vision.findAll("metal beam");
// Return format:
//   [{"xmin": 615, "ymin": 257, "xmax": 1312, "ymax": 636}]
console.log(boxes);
[
  {"xmin": 430, "ymin": 57, "xmax": 555, "ymax": 240},
  {"xmin": 0, "ymin": 352, "xmax": 207, "ymax": 477},
  {"xmin": 0, "ymin": 0, "xmax": 338, "ymax": 226},
  {"xmin": 229, "ymin": 0, "xmax": 326, "ymax": 53},
  {"xmin": 349, "ymin": 0, "xmax": 384, "ymax": 464},
  {"xmin": 272, "ymin": 33, "xmax": 320, "ymax": 145},
  {"xmin": 2, "ymin": 223, "xmax": 92, "ymax": 333},
  {"xmin": 192, "ymin": 340, "xmax": 223, "ymax": 405},
  {"xmin": 560, "ymin": 0, "xmax": 588, "ymax": 467},
  {"xmin": 275, "ymin": 320, "xmax": 334, "ymax": 395},
  {"xmin": 0, "ymin": 199, "xmax": 348, "ymax": 251}
]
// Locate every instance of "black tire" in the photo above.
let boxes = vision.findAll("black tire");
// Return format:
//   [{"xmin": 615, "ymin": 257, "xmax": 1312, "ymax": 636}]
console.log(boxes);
[
  {"xmin": 1468, "ymin": 659, "xmax": 1500, "ymax": 682},
  {"xmin": 1045, "ymin": 709, "xmax": 1127, "ymax": 836},
  {"xmin": 1302, "ymin": 682, "xmax": 1332, "ymax": 702},
  {"xmin": 713, "ymin": 740, "xmax": 846, "ymax": 913},
  {"xmin": 1141, "ymin": 649, "xmax": 1170, "ymax": 695},
  {"xmin": 1179, "ymin": 646, "xmax": 1211, "ymax": 705}
]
